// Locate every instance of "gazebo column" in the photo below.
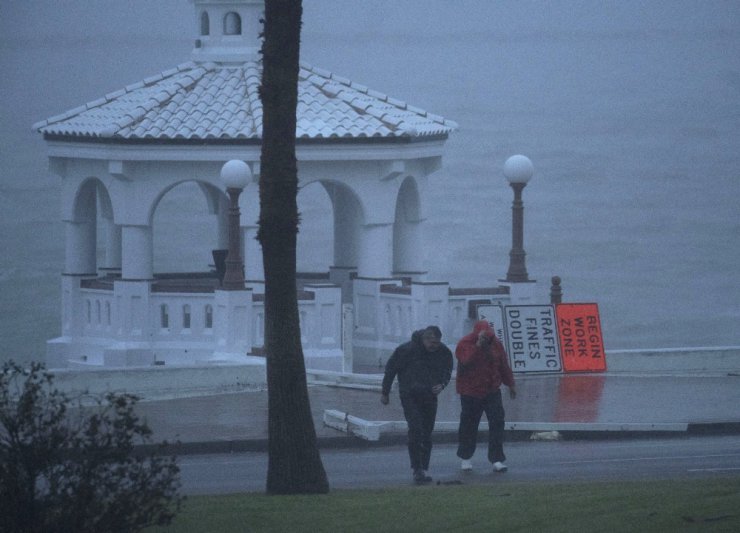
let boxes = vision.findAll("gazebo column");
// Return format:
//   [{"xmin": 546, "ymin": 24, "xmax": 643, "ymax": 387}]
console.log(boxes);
[
  {"xmin": 102, "ymin": 218, "xmax": 122, "ymax": 273},
  {"xmin": 325, "ymin": 181, "xmax": 359, "ymax": 303},
  {"xmin": 391, "ymin": 176, "xmax": 426, "ymax": 281},
  {"xmin": 57, "ymin": 217, "xmax": 97, "ymax": 346},
  {"xmin": 64, "ymin": 218, "xmax": 97, "ymax": 276},
  {"xmin": 121, "ymin": 225, "xmax": 153, "ymax": 280},
  {"xmin": 393, "ymin": 218, "xmax": 425, "ymax": 280},
  {"xmin": 358, "ymin": 222, "xmax": 393, "ymax": 279},
  {"xmin": 48, "ymin": 177, "xmax": 100, "ymax": 367},
  {"xmin": 332, "ymin": 188, "xmax": 360, "ymax": 269},
  {"xmin": 110, "ymin": 224, "xmax": 154, "ymax": 359}
]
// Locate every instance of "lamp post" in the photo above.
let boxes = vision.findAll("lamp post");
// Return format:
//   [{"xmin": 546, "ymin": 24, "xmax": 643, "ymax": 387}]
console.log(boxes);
[
  {"xmin": 220, "ymin": 160, "xmax": 251, "ymax": 290},
  {"xmin": 503, "ymin": 154, "xmax": 534, "ymax": 283}
]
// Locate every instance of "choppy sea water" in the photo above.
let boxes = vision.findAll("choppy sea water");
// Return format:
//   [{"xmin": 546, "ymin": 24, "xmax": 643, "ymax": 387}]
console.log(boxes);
[{"xmin": 1, "ymin": 1, "xmax": 739, "ymax": 365}]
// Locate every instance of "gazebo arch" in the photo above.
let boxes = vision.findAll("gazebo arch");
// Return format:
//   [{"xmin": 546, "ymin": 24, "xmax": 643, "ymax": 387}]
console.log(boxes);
[{"xmin": 149, "ymin": 179, "xmax": 228, "ymax": 234}]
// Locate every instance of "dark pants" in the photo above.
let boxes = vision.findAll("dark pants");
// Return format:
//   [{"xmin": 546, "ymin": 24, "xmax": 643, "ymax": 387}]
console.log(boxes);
[
  {"xmin": 400, "ymin": 394, "xmax": 438, "ymax": 471},
  {"xmin": 456, "ymin": 390, "xmax": 506, "ymax": 463}
]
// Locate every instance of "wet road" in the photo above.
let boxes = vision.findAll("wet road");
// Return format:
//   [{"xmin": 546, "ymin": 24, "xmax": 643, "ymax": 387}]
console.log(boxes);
[{"xmin": 177, "ymin": 434, "xmax": 740, "ymax": 495}]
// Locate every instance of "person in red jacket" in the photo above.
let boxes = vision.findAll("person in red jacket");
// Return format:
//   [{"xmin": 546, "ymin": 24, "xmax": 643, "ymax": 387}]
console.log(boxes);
[{"xmin": 455, "ymin": 320, "xmax": 516, "ymax": 472}]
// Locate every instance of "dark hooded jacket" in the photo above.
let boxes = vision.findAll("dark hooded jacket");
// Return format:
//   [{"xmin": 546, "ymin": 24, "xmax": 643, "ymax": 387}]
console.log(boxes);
[
  {"xmin": 456, "ymin": 320, "xmax": 515, "ymax": 398},
  {"xmin": 382, "ymin": 329, "xmax": 453, "ymax": 398}
]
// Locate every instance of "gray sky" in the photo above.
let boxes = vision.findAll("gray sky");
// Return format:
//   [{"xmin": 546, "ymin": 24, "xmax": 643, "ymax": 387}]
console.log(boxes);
[{"xmin": 3, "ymin": 0, "xmax": 739, "ymax": 40}]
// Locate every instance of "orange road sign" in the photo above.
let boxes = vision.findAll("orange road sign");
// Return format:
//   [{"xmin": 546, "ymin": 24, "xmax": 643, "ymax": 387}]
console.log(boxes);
[{"xmin": 556, "ymin": 303, "xmax": 606, "ymax": 372}]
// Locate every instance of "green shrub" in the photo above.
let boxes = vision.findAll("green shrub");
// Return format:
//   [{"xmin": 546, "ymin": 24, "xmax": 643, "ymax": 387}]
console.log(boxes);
[{"xmin": 0, "ymin": 361, "xmax": 183, "ymax": 533}]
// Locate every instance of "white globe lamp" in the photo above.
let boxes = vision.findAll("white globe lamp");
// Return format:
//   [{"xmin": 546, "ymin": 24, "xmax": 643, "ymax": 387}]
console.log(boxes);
[
  {"xmin": 503, "ymin": 154, "xmax": 533, "ymax": 282},
  {"xmin": 503, "ymin": 154, "xmax": 534, "ymax": 184},
  {"xmin": 219, "ymin": 160, "xmax": 250, "ymax": 289},
  {"xmin": 220, "ymin": 159, "xmax": 251, "ymax": 190}
]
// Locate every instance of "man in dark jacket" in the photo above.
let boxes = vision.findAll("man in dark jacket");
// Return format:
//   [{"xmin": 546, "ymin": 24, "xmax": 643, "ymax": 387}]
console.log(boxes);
[
  {"xmin": 381, "ymin": 325, "xmax": 453, "ymax": 484},
  {"xmin": 456, "ymin": 320, "xmax": 516, "ymax": 473}
]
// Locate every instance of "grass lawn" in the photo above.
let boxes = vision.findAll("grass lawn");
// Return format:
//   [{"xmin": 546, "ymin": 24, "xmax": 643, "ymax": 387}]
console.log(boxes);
[{"xmin": 147, "ymin": 477, "xmax": 740, "ymax": 532}]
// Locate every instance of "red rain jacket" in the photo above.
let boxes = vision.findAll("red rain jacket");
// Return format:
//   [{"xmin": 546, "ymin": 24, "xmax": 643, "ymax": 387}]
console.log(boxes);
[{"xmin": 455, "ymin": 320, "xmax": 515, "ymax": 398}]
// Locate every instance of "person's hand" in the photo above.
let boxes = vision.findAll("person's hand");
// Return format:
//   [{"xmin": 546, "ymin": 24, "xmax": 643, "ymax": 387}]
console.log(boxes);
[
  {"xmin": 431, "ymin": 384, "xmax": 444, "ymax": 395},
  {"xmin": 509, "ymin": 386, "xmax": 517, "ymax": 400},
  {"xmin": 380, "ymin": 393, "xmax": 389, "ymax": 405}
]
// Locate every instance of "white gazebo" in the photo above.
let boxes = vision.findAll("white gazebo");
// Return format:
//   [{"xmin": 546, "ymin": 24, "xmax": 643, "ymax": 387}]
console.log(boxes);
[{"xmin": 35, "ymin": 0, "xmax": 526, "ymax": 372}]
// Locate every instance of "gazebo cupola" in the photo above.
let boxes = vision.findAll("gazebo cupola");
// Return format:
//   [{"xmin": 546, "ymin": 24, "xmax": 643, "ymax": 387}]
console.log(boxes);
[{"xmin": 191, "ymin": 0, "xmax": 263, "ymax": 63}]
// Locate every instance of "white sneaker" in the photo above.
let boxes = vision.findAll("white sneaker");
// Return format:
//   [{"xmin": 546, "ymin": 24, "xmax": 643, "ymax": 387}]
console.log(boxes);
[
  {"xmin": 493, "ymin": 461, "xmax": 508, "ymax": 472},
  {"xmin": 460, "ymin": 459, "xmax": 473, "ymax": 471}
]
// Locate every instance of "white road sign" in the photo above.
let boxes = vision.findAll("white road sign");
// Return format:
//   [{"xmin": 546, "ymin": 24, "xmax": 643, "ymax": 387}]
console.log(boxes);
[{"xmin": 503, "ymin": 305, "xmax": 562, "ymax": 372}]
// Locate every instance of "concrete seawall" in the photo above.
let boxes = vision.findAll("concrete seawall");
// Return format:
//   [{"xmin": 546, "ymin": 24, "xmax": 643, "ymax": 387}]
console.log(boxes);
[
  {"xmin": 50, "ymin": 360, "xmax": 267, "ymax": 400},
  {"xmin": 605, "ymin": 346, "xmax": 740, "ymax": 374}
]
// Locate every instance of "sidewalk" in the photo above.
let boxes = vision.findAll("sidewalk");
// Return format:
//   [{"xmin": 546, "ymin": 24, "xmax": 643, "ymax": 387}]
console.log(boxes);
[{"xmin": 134, "ymin": 372, "xmax": 740, "ymax": 454}]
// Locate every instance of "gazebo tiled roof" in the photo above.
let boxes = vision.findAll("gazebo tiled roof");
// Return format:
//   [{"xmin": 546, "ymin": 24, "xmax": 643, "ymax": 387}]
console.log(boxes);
[{"xmin": 34, "ymin": 61, "xmax": 458, "ymax": 142}]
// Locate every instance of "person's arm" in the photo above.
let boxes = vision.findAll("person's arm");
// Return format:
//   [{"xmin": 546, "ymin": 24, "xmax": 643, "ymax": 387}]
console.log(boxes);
[
  {"xmin": 432, "ymin": 345, "xmax": 454, "ymax": 395},
  {"xmin": 441, "ymin": 344, "xmax": 453, "ymax": 386},
  {"xmin": 496, "ymin": 338, "xmax": 516, "ymax": 399},
  {"xmin": 381, "ymin": 348, "xmax": 401, "ymax": 404}
]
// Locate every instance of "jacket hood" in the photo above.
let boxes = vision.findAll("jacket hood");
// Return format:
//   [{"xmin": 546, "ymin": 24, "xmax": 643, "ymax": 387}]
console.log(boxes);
[{"xmin": 472, "ymin": 320, "xmax": 495, "ymax": 339}]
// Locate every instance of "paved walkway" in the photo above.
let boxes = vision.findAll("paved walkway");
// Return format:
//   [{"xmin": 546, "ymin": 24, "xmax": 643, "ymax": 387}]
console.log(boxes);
[{"xmin": 134, "ymin": 372, "xmax": 740, "ymax": 453}]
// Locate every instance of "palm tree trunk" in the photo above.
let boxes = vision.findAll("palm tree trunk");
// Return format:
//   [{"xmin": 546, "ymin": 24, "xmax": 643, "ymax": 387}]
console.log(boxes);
[{"xmin": 258, "ymin": 0, "xmax": 329, "ymax": 495}]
